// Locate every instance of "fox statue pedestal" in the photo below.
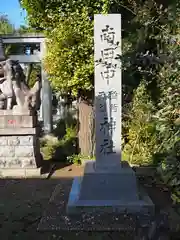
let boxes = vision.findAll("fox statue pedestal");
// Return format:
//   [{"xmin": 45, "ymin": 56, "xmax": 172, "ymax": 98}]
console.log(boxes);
[{"xmin": 0, "ymin": 109, "xmax": 42, "ymax": 177}]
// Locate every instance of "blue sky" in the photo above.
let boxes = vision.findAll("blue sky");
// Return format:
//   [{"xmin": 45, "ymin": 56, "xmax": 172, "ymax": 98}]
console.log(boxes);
[{"xmin": 0, "ymin": 0, "xmax": 27, "ymax": 28}]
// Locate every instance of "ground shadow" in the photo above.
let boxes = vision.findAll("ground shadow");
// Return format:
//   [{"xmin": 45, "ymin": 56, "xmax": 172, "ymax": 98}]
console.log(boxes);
[
  {"xmin": 0, "ymin": 170, "xmax": 177, "ymax": 239},
  {"xmin": 40, "ymin": 161, "xmax": 72, "ymax": 178}
]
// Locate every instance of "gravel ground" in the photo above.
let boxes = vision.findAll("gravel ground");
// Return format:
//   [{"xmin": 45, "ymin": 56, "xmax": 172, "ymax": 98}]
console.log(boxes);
[{"xmin": 0, "ymin": 165, "xmax": 179, "ymax": 240}]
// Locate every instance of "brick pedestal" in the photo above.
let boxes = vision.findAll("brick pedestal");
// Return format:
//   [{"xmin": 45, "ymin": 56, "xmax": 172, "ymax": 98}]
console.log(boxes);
[{"xmin": 0, "ymin": 110, "xmax": 42, "ymax": 178}]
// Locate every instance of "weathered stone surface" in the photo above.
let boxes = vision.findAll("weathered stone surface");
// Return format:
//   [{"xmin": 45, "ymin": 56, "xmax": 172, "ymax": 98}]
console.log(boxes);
[
  {"xmin": 0, "ymin": 168, "xmax": 46, "ymax": 178},
  {"xmin": 0, "ymin": 145, "xmax": 36, "ymax": 158},
  {"xmin": 0, "ymin": 109, "xmax": 34, "ymax": 116},
  {"xmin": 19, "ymin": 135, "xmax": 35, "ymax": 146},
  {"xmin": 0, "ymin": 169, "xmax": 26, "ymax": 178},
  {"xmin": 0, "ymin": 128, "xmax": 37, "ymax": 135},
  {"xmin": 0, "ymin": 91, "xmax": 41, "ymax": 177},
  {"xmin": 0, "ymin": 136, "xmax": 7, "ymax": 145},
  {"xmin": 22, "ymin": 158, "xmax": 36, "ymax": 168},
  {"xmin": 0, "ymin": 157, "xmax": 20, "ymax": 168},
  {"xmin": 0, "ymin": 115, "xmax": 36, "ymax": 128},
  {"xmin": 7, "ymin": 136, "xmax": 20, "ymax": 146},
  {"xmin": 0, "ymin": 157, "xmax": 36, "ymax": 168},
  {"xmin": 0, "ymin": 135, "xmax": 36, "ymax": 146},
  {"xmin": 0, "ymin": 158, "xmax": 6, "ymax": 167},
  {"xmin": 7, "ymin": 136, "xmax": 35, "ymax": 146},
  {"xmin": 15, "ymin": 146, "xmax": 34, "ymax": 157},
  {"xmin": 25, "ymin": 168, "xmax": 42, "ymax": 177},
  {"xmin": 0, "ymin": 146, "xmax": 14, "ymax": 157},
  {"xmin": 0, "ymin": 134, "xmax": 41, "ymax": 177}
]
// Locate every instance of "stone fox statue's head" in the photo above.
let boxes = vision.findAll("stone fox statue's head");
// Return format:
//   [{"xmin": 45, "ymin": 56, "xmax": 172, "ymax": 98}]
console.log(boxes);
[{"xmin": 10, "ymin": 61, "xmax": 28, "ymax": 88}]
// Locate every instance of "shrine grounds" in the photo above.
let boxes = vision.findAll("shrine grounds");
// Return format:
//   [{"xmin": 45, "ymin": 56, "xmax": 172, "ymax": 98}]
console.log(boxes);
[{"xmin": 0, "ymin": 164, "xmax": 180, "ymax": 240}]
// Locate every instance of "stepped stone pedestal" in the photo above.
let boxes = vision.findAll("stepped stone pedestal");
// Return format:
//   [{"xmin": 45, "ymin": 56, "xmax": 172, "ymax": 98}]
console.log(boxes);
[
  {"xmin": 67, "ymin": 161, "xmax": 154, "ymax": 215},
  {"xmin": 0, "ymin": 109, "xmax": 42, "ymax": 178}
]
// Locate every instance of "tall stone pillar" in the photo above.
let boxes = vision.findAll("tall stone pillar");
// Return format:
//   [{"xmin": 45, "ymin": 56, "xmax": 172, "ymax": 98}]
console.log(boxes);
[
  {"xmin": 41, "ymin": 40, "xmax": 52, "ymax": 133},
  {"xmin": 66, "ymin": 14, "xmax": 154, "ymax": 215}
]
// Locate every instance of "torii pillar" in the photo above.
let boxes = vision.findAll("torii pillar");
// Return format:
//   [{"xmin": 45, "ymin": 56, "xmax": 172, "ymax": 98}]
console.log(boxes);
[{"xmin": 41, "ymin": 39, "xmax": 53, "ymax": 134}]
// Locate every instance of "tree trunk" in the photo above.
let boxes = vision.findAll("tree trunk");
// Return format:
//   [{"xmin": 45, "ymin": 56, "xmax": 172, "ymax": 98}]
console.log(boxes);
[
  {"xmin": 25, "ymin": 63, "xmax": 33, "ymax": 85},
  {"xmin": 78, "ymin": 100, "xmax": 95, "ymax": 157}
]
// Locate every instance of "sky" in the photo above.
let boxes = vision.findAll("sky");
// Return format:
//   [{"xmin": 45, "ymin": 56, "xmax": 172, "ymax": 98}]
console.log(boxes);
[{"xmin": 0, "ymin": 0, "xmax": 27, "ymax": 28}]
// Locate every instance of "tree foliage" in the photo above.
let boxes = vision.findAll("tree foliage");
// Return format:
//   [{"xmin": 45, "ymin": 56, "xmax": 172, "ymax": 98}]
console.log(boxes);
[
  {"xmin": 20, "ymin": 0, "xmax": 109, "ymax": 95},
  {"xmin": 123, "ymin": 81, "xmax": 158, "ymax": 165},
  {"xmin": 16, "ymin": 25, "xmax": 35, "ymax": 34},
  {"xmin": 44, "ymin": 8, "xmax": 94, "ymax": 95},
  {"xmin": 0, "ymin": 15, "xmax": 15, "ymax": 34},
  {"xmin": 22, "ymin": 0, "xmax": 180, "ymax": 201},
  {"xmin": 119, "ymin": 0, "xmax": 180, "ymax": 200}
]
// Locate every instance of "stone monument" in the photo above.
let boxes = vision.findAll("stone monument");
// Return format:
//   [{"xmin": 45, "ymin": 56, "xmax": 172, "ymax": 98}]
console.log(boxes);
[
  {"xmin": 0, "ymin": 40, "xmax": 42, "ymax": 177},
  {"xmin": 67, "ymin": 14, "xmax": 154, "ymax": 214}
]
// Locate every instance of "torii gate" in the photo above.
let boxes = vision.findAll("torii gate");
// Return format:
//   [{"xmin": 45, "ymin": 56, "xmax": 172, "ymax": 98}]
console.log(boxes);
[{"xmin": 0, "ymin": 33, "xmax": 52, "ymax": 133}]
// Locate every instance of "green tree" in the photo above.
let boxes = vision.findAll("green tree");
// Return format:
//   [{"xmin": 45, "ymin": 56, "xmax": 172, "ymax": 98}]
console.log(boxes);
[
  {"xmin": 16, "ymin": 25, "xmax": 35, "ymax": 34},
  {"xmin": 20, "ymin": 0, "xmax": 108, "ymax": 95},
  {"xmin": 0, "ymin": 15, "xmax": 15, "ymax": 56},
  {"xmin": 117, "ymin": 0, "xmax": 180, "ymax": 202},
  {"xmin": 20, "ymin": 0, "xmax": 110, "ymax": 156},
  {"xmin": 0, "ymin": 15, "xmax": 15, "ymax": 34},
  {"xmin": 21, "ymin": 0, "xmax": 180, "ymax": 192}
]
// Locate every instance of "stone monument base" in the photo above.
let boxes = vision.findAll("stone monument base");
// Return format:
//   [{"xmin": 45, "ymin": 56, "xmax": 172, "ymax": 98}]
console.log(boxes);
[
  {"xmin": 38, "ymin": 161, "xmax": 157, "ymax": 232},
  {"xmin": 0, "ymin": 168, "xmax": 42, "ymax": 178},
  {"xmin": 0, "ymin": 109, "xmax": 43, "ymax": 178},
  {"xmin": 67, "ymin": 161, "xmax": 154, "ymax": 215}
]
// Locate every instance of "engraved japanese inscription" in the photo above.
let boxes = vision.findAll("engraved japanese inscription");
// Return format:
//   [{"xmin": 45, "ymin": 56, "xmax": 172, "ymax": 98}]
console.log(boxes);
[{"xmin": 94, "ymin": 14, "xmax": 122, "ymax": 168}]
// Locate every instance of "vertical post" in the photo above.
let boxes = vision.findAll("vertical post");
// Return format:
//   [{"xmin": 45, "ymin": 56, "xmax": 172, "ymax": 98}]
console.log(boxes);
[
  {"xmin": 0, "ymin": 38, "xmax": 5, "ymax": 61},
  {"xmin": 39, "ymin": 88, "xmax": 43, "ymax": 120},
  {"xmin": 94, "ymin": 14, "xmax": 122, "ymax": 170},
  {"xmin": 41, "ymin": 39, "xmax": 52, "ymax": 133},
  {"xmin": 5, "ymin": 59, "xmax": 13, "ymax": 110}
]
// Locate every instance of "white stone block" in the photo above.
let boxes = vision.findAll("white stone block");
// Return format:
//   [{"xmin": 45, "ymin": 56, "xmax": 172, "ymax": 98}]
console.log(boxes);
[
  {"xmin": 0, "ymin": 137, "xmax": 7, "ymax": 146},
  {"xmin": 19, "ymin": 136, "xmax": 34, "ymax": 146},
  {"xmin": 0, "ymin": 146, "xmax": 15, "ymax": 157},
  {"xmin": 15, "ymin": 146, "xmax": 34, "ymax": 157},
  {"xmin": 7, "ymin": 136, "xmax": 20, "ymax": 146},
  {"xmin": 21, "ymin": 158, "xmax": 36, "ymax": 168},
  {"xmin": 0, "ymin": 169, "xmax": 26, "ymax": 178}
]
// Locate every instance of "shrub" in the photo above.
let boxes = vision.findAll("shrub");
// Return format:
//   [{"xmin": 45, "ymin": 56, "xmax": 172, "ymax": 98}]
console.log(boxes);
[
  {"xmin": 157, "ymin": 139, "xmax": 180, "ymax": 203},
  {"xmin": 123, "ymin": 82, "xmax": 158, "ymax": 165},
  {"xmin": 40, "ymin": 134, "xmax": 60, "ymax": 161},
  {"xmin": 67, "ymin": 154, "xmax": 95, "ymax": 165},
  {"xmin": 40, "ymin": 119, "xmax": 77, "ymax": 162}
]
